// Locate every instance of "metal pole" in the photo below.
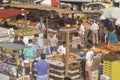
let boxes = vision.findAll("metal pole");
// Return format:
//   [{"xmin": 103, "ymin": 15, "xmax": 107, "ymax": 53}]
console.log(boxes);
[{"xmin": 65, "ymin": 31, "xmax": 70, "ymax": 76}]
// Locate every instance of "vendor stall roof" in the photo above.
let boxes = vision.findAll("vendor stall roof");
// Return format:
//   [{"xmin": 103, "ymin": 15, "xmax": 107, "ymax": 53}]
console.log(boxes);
[
  {"xmin": 0, "ymin": 42, "xmax": 30, "ymax": 50},
  {"xmin": 0, "ymin": 9, "xmax": 29, "ymax": 19},
  {"xmin": 1, "ymin": 4, "xmax": 81, "ymax": 14}
]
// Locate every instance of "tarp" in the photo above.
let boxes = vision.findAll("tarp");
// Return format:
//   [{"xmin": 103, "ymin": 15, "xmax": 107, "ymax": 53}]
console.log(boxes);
[
  {"xmin": 0, "ymin": 42, "xmax": 30, "ymax": 50},
  {"xmin": 0, "ymin": 9, "xmax": 29, "ymax": 19},
  {"xmin": 85, "ymin": 2, "xmax": 111, "ymax": 8},
  {"xmin": 100, "ymin": 7, "xmax": 120, "ymax": 19},
  {"xmin": 41, "ymin": 0, "xmax": 60, "ymax": 7}
]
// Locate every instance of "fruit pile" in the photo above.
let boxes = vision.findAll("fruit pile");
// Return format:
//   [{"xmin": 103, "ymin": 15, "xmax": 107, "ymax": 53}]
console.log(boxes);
[
  {"xmin": 100, "ymin": 45, "xmax": 120, "ymax": 52},
  {"xmin": 47, "ymin": 53, "xmax": 80, "ymax": 63},
  {"xmin": 15, "ymin": 28, "xmax": 41, "ymax": 36},
  {"xmin": 82, "ymin": 45, "xmax": 120, "ymax": 54}
]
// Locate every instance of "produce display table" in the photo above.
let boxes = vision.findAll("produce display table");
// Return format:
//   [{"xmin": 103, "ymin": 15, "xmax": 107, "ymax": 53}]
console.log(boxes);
[{"xmin": 45, "ymin": 54, "xmax": 81, "ymax": 80}]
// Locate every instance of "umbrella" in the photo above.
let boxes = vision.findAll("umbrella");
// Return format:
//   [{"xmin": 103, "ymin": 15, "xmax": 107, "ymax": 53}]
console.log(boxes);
[
  {"xmin": 100, "ymin": 7, "xmax": 120, "ymax": 19},
  {"xmin": 40, "ymin": 0, "xmax": 60, "ymax": 7}
]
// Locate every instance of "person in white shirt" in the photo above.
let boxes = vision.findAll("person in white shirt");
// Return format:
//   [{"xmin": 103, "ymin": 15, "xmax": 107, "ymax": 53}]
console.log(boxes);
[
  {"xmin": 57, "ymin": 41, "xmax": 66, "ymax": 55},
  {"xmin": 90, "ymin": 20, "xmax": 99, "ymax": 46},
  {"xmin": 78, "ymin": 22, "xmax": 85, "ymax": 46},
  {"xmin": 36, "ymin": 20, "xmax": 46, "ymax": 35},
  {"xmin": 85, "ymin": 46, "xmax": 94, "ymax": 80}
]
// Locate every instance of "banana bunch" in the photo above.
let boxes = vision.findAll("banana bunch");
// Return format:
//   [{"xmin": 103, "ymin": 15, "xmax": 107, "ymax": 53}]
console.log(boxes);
[
  {"xmin": 15, "ymin": 28, "xmax": 41, "ymax": 36},
  {"xmin": 1, "ymin": 48, "xmax": 13, "ymax": 54}
]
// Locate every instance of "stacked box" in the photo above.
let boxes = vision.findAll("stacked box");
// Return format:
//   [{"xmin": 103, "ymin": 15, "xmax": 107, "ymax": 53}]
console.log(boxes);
[
  {"xmin": 49, "ymin": 62, "xmax": 80, "ymax": 80},
  {"xmin": 103, "ymin": 61, "xmax": 111, "ymax": 76},
  {"xmin": 103, "ymin": 60, "xmax": 120, "ymax": 80}
]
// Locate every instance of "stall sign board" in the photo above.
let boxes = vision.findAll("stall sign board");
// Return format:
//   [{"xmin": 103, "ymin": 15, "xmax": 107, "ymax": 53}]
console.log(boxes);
[
  {"xmin": 17, "ymin": 75, "xmax": 30, "ymax": 80},
  {"xmin": 0, "ymin": 28, "xmax": 10, "ymax": 42}
]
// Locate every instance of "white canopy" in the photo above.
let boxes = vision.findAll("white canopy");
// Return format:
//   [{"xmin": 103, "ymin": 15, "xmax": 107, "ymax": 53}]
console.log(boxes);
[{"xmin": 100, "ymin": 7, "xmax": 120, "ymax": 19}]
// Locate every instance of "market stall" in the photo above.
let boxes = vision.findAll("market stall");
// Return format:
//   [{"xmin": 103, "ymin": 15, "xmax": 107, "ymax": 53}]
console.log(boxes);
[
  {"xmin": 101, "ymin": 45, "xmax": 120, "ymax": 80},
  {"xmin": 82, "ymin": 45, "xmax": 120, "ymax": 80},
  {"xmin": 37, "ymin": 27, "xmax": 83, "ymax": 80},
  {"xmin": 46, "ymin": 53, "xmax": 81, "ymax": 80},
  {"xmin": 0, "ymin": 42, "xmax": 30, "ymax": 80}
]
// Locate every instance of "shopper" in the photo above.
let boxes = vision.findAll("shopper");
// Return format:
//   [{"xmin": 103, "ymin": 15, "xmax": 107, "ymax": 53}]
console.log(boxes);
[
  {"xmin": 78, "ymin": 21, "xmax": 85, "ymax": 46},
  {"xmin": 48, "ymin": 33, "xmax": 58, "ymax": 54},
  {"xmin": 104, "ymin": 26, "xmax": 109, "ymax": 44},
  {"xmin": 99, "ymin": 20, "xmax": 104, "ymax": 43},
  {"xmin": 85, "ymin": 46, "xmax": 94, "ymax": 80},
  {"xmin": 108, "ymin": 28, "xmax": 118, "ymax": 45},
  {"xmin": 90, "ymin": 19, "xmax": 99, "ymax": 46},
  {"xmin": 23, "ymin": 39, "xmax": 37, "ymax": 74},
  {"xmin": 13, "ymin": 35, "xmax": 19, "ymax": 44},
  {"xmin": 35, "ymin": 54, "xmax": 50, "ymax": 80},
  {"xmin": 57, "ymin": 41, "xmax": 66, "ymax": 55},
  {"xmin": 17, "ymin": 36, "xmax": 25, "ymax": 60},
  {"xmin": 18, "ymin": 36, "xmax": 25, "ymax": 45},
  {"xmin": 43, "ymin": 40, "xmax": 51, "ymax": 55},
  {"xmin": 36, "ymin": 20, "xmax": 46, "ymax": 34},
  {"xmin": 33, "ymin": 34, "xmax": 44, "ymax": 57}
]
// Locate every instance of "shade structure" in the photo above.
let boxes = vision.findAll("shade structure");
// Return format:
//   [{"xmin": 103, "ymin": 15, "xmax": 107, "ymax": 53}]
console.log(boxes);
[
  {"xmin": 1, "ymin": 4, "xmax": 82, "ymax": 14},
  {"xmin": 41, "ymin": 0, "xmax": 60, "ymax": 7},
  {"xmin": 0, "ymin": 9, "xmax": 29, "ymax": 19},
  {"xmin": 100, "ymin": 7, "xmax": 120, "ymax": 19}
]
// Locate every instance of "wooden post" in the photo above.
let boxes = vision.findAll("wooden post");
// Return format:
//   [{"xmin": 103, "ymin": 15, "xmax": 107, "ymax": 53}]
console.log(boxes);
[
  {"xmin": 16, "ymin": 50, "xmax": 19, "ymax": 78},
  {"xmin": 24, "ymin": 13, "xmax": 27, "ymax": 27},
  {"xmin": 65, "ymin": 31, "xmax": 70, "ymax": 76},
  {"xmin": 46, "ymin": 18, "xmax": 48, "ymax": 39}
]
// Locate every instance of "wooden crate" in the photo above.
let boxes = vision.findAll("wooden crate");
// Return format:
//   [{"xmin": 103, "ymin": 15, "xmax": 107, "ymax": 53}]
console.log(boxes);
[
  {"xmin": 49, "ymin": 69, "xmax": 65, "ymax": 76},
  {"xmin": 68, "ymin": 62, "xmax": 80, "ymax": 70},
  {"xmin": 50, "ymin": 64, "xmax": 65, "ymax": 70},
  {"xmin": 50, "ymin": 68, "xmax": 80, "ymax": 77},
  {"xmin": 50, "ymin": 74, "xmax": 80, "ymax": 80}
]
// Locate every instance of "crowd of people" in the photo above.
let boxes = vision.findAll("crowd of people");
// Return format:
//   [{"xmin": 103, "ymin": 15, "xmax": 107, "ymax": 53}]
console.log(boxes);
[
  {"xmin": 8, "ymin": 14, "xmax": 120, "ymax": 80},
  {"xmin": 77, "ymin": 17, "xmax": 119, "ymax": 47}
]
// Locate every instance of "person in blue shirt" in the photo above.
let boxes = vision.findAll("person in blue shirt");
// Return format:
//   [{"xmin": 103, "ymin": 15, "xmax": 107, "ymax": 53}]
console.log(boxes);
[
  {"xmin": 35, "ymin": 54, "xmax": 50, "ymax": 80},
  {"xmin": 23, "ymin": 39, "xmax": 37, "ymax": 74},
  {"xmin": 108, "ymin": 28, "xmax": 118, "ymax": 45},
  {"xmin": 33, "ymin": 33, "xmax": 44, "ymax": 57}
]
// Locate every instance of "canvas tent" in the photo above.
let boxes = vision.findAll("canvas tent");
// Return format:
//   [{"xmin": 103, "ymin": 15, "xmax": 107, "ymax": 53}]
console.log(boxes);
[{"xmin": 0, "ymin": 9, "xmax": 29, "ymax": 19}]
